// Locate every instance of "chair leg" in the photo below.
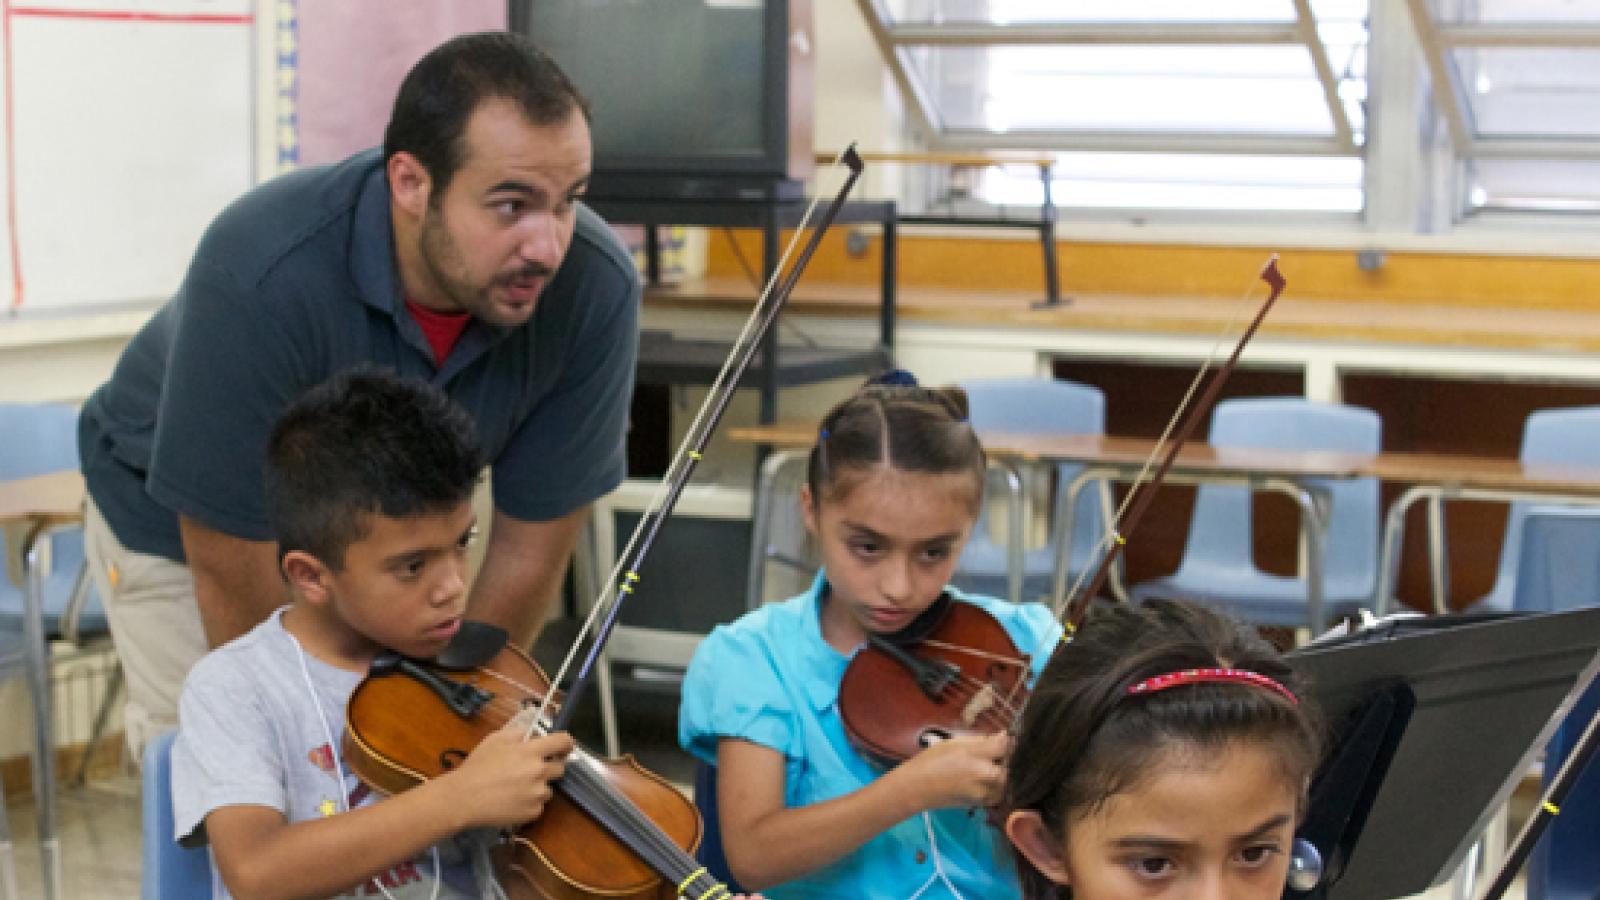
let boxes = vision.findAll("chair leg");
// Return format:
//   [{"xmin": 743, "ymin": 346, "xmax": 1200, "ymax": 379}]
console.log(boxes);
[
  {"xmin": 23, "ymin": 539, "xmax": 62, "ymax": 900},
  {"xmin": 59, "ymin": 560, "xmax": 91, "ymax": 647},
  {"xmin": 0, "ymin": 787, "xmax": 19, "ymax": 900},
  {"xmin": 74, "ymin": 662, "xmax": 124, "ymax": 786}
]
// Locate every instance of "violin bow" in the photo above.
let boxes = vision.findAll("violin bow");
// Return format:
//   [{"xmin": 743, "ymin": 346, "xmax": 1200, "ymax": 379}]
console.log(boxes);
[
  {"xmin": 1056, "ymin": 256, "xmax": 1288, "ymax": 641},
  {"xmin": 536, "ymin": 146, "xmax": 867, "ymax": 736}
]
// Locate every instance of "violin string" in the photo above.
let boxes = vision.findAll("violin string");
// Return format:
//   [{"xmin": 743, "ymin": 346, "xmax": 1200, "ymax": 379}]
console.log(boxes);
[
  {"xmin": 558, "ymin": 753, "xmax": 708, "ymax": 885},
  {"xmin": 912, "ymin": 669, "xmax": 1025, "ymax": 727},
  {"xmin": 1055, "ymin": 256, "xmax": 1285, "ymax": 622},
  {"xmin": 916, "ymin": 638, "xmax": 1027, "ymax": 669},
  {"xmin": 895, "ymin": 640, "xmax": 1031, "ymax": 725},
  {"xmin": 935, "ymin": 678, "xmax": 1023, "ymax": 725},
  {"xmin": 444, "ymin": 667, "xmax": 722, "ymax": 895},
  {"xmin": 533, "ymin": 148, "xmax": 861, "ymax": 739}
]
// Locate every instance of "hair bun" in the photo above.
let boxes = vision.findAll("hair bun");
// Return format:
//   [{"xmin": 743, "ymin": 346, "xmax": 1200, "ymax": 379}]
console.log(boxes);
[{"xmin": 869, "ymin": 368, "xmax": 920, "ymax": 388}]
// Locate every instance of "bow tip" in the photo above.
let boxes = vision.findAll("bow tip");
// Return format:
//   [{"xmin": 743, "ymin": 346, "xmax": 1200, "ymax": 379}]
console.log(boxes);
[
  {"xmin": 1260, "ymin": 255, "xmax": 1286, "ymax": 294},
  {"xmin": 842, "ymin": 143, "xmax": 864, "ymax": 174}
]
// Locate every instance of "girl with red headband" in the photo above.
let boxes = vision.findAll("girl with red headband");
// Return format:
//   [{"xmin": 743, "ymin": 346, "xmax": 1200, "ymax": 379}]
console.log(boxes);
[{"xmin": 1002, "ymin": 599, "xmax": 1324, "ymax": 900}]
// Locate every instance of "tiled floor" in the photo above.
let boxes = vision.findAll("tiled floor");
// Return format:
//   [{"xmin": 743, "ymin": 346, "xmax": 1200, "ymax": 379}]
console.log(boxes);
[{"xmin": 5, "ymin": 776, "xmax": 143, "ymax": 898}]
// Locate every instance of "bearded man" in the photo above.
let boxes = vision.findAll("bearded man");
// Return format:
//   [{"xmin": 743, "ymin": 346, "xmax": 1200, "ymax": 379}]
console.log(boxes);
[{"xmin": 78, "ymin": 31, "xmax": 637, "ymax": 758}]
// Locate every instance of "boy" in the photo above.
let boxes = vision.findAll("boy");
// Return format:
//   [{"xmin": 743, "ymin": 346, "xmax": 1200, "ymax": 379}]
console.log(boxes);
[{"xmin": 171, "ymin": 368, "xmax": 573, "ymax": 899}]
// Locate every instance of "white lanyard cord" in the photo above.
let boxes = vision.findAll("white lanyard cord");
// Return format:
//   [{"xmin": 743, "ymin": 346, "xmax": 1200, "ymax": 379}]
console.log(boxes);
[
  {"xmin": 903, "ymin": 812, "xmax": 969, "ymax": 900},
  {"xmin": 291, "ymin": 633, "xmax": 442, "ymax": 900}
]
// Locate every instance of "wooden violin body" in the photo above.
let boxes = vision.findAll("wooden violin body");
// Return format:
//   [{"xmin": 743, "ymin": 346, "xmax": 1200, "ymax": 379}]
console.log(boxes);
[
  {"xmin": 344, "ymin": 636, "xmax": 702, "ymax": 900},
  {"xmin": 838, "ymin": 594, "xmax": 1031, "ymax": 766}
]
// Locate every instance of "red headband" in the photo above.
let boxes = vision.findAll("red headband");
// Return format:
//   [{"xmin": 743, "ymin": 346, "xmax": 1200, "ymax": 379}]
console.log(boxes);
[{"xmin": 1126, "ymin": 667, "xmax": 1299, "ymax": 706}]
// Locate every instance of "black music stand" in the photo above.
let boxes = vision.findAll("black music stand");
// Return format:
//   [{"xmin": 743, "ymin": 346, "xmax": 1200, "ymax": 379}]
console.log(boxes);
[{"xmin": 1285, "ymin": 608, "xmax": 1600, "ymax": 900}]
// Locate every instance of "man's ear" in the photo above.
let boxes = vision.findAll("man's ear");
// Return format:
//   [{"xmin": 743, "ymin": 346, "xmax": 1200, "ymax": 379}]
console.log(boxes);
[
  {"xmin": 282, "ymin": 551, "xmax": 333, "ymax": 606},
  {"xmin": 1005, "ymin": 810, "xmax": 1071, "ymax": 886},
  {"xmin": 387, "ymin": 151, "xmax": 432, "ymax": 220}
]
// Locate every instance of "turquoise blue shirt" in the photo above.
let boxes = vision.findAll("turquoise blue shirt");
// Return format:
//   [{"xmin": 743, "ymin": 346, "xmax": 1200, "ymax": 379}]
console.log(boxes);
[{"xmin": 679, "ymin": 573, "xmax": 1063, "ymax": 900}]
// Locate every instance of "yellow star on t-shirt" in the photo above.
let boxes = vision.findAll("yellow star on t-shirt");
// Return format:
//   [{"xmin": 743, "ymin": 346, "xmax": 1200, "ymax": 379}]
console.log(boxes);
[{"xmin": 318, "ymin": 798, "xmax": 337, "ymax": 818}]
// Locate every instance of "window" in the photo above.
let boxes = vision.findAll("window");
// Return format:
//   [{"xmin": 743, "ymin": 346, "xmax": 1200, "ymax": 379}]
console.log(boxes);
[
  {"xmin": 859, "ymin": 0, "xmax": 1369, "ymax": 213},
  {"xmin": 1409, "ymin": 0, "xmax": 1600, "ymax": 215}
]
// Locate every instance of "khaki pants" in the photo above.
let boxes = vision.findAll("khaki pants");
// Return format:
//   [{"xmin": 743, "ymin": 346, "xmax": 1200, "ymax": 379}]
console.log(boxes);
[{"xmin": 83, "ymin": 498, "xmax": 208, "ymax": 760}]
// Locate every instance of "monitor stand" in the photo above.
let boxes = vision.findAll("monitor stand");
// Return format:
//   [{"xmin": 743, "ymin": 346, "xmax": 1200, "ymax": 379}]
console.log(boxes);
[{"xmin": 1285, "ymin": 608, "xmax": 1600, "ymax": 899}]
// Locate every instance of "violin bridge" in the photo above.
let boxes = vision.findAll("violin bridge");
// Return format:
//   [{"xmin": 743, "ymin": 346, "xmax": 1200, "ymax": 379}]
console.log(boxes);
[{"xmin": 961, "ymin": 685, "xmax": 997, "ymax": 727}]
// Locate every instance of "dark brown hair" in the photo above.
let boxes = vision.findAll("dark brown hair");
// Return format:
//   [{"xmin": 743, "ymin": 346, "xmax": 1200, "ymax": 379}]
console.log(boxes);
[
  {"xmin": 1002, "ymin": 599, "xmax": 1323, "ymax": 899},
  {"xmin": 266, "ymin": 367, "xmax": 483, "ymax": 570},
  {"xmin": 806, "ymin": 373, "xmax": 986, "ymax": 508},
  {"xmin": 383, "ymin": 31, "xmax": 590, "ymax": 197}
]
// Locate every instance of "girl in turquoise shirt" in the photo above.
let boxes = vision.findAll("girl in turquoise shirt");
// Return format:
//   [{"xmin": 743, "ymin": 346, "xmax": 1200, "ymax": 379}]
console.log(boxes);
[{"xmin": 680, "ymin": 373, "xmax": 1062, "ymax": 898}]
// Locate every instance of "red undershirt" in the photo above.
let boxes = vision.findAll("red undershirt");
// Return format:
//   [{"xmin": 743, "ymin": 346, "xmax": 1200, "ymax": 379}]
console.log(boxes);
[{"xmin": 404, "ymin": 298, "xmax": 471, "ymax": 367}]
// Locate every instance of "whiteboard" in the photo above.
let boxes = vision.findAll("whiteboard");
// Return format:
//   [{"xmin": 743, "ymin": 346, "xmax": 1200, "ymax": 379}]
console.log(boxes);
[{"xmin": 2, "ymin": 0, "xmax": 254, "ymax": 313}]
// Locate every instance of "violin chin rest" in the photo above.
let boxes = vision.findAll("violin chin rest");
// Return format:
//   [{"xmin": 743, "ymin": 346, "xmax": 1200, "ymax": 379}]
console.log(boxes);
[{"xmin": 435, "ymin": 621, "xmax": 509, "ymax": 669}]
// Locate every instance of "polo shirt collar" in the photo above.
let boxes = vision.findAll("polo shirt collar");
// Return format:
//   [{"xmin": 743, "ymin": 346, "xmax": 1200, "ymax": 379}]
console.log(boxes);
[
  {"xmin": 350, "ymin": 165, "xmax": 401, "ymax": 317},
  {"xmin": 799, "ymin": 570, "xmax": 854, "ymax": 712}
]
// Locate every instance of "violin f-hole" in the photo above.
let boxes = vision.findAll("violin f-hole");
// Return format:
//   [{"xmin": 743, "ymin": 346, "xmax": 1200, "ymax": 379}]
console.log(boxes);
[{"xmin": 439, "ymin": 748, "xmax": 468, "ymax": 771}]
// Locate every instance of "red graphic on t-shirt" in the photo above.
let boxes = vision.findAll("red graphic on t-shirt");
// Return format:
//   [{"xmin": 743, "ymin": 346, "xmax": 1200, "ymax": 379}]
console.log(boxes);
[
  {"xmin": 308, "ymin": 743, "xmax": 336, "ymax": 773},
  {"xmin": 355, "ymin": 860, "xmax": 423, "ymax": 894}
]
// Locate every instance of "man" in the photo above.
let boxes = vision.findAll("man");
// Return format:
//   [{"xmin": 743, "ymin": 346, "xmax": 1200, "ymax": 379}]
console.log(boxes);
[{"xmin": 78, "ymin": 31, "xmax": 638, "ymax": 757}]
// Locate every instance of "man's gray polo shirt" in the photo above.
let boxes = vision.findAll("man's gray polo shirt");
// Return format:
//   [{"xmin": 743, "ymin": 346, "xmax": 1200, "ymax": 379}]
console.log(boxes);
[{"xmin": 79, "ymin": 148, "xmax": 640, "ymax": 561}]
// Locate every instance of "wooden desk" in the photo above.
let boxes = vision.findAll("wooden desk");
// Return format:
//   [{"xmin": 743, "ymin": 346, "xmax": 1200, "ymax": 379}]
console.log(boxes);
[
  {"xmin": 730, "ymin": 425, "xmax": 1349, "ymax": 628},
  {"xmin": 734, "ymin": 425, "xmax": 1600, "ymax": 619},
  {"xmin": 730, "ymin": 424, "xmax": 1370, "ymax": 479},
  {"xmin": 1366, "ymin": 451, "xmax": 1600, "ymax": 615},
  {"xmin": 0, "ymin": 468, "xmax": 83, "ymax": 900},
  {"xmin": 0, "ymin": 470, "xmax": 84, "ymax": 525}
]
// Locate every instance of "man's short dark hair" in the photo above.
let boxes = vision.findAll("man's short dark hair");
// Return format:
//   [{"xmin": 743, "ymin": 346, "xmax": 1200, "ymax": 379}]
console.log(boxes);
[
  {"xmin": 383, "ymin": 31, "xmax": 590, "ymax": 197},
  {"xmin": 266, "ymin": 367, "xmax": 484, "ymax": 570}
]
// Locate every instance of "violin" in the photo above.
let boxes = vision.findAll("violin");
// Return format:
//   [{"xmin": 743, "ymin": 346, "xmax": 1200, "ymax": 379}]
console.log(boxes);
[
  {"xmin": 838, "ymin": 592, "xmax": 1032, "ymax": 766},
  {"xmin": 343, "ymin": 621, "xmax": 715, "ymax": 900}
]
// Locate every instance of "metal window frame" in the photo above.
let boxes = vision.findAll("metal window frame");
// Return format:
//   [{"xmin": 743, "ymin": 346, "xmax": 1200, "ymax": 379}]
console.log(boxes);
[
  {"xmin": 1404, "ymin": 0, "xmax": 1600, "ymax": 160},
  {"xmin": 856, "ymin": 0, "xmax": 1361, "ymax": 156}
]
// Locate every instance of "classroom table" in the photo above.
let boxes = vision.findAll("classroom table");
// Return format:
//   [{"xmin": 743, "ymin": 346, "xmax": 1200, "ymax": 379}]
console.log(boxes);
[
  {"xmin": 730, "ymin": 425, "xmax": 1600, "ymax": 625},
  {"xmin": 0, "ymin": 469, "xmax": 82, "ymax": 900},
  {"xmin": 1366, "ymin": 451, "xmax": 1600, "ymax": 615},
  {"xmin": 729, "ymin": 425, "xmax": 1361, "ymax": 629}
]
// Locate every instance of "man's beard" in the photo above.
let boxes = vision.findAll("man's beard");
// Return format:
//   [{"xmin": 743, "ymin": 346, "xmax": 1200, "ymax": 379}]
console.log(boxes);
[{"xmin": 418, "ymin": 208, "xmax": 551, "ymax": 328}]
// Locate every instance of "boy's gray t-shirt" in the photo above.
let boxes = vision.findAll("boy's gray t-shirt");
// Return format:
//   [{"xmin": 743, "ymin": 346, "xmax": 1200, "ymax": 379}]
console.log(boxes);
[{"xmin": 172, "ymin": 609, "xmax": 496, "ymax": 899}]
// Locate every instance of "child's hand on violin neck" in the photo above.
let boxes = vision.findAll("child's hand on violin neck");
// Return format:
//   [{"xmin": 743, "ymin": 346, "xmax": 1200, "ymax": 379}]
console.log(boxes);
[
  {"xmin": 445, "ymin": 726, "xmax": 575, "ymax": 829},
  {"xmin": 894, "ymin": 731, "xmax": 1010, "ymax": 810}
]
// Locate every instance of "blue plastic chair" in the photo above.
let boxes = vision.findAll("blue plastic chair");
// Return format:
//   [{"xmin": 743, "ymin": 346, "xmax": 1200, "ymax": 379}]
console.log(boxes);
[
  {"xmin": 952, "ymin": 378, "xmax": 1115, "ymax": 603},
  {"xmin": 1474, "ymin": 406, "xmax": 1600, "ymax": 613},
  {"xmin": 0, "ymin": 402, "xmax": 117, "ymax": 787},
  {"xmin": 692, "ymin": 762, "xmax": 747, "ymax": 894},
  {"xmin": 0, "ymin": 403, "xmax": 107, "ymax": 638},
  {"xmin": 141, "ymin": 730, "xmax": 212, "ymax": 899},
  {"xmin": 1506, "ymin": 508, "xmax": 1600, "ymax": 899},
  {"xmin": 1130, "ymin": 398, "xmax": 1381, "ymax": 631}
]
